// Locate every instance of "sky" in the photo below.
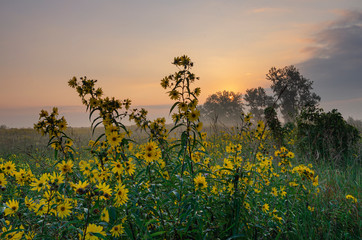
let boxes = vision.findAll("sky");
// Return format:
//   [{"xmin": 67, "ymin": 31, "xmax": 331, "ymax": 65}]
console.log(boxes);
[{"xmin": 0, "ymin": 0, "xmax": 361, "ymax": 127}]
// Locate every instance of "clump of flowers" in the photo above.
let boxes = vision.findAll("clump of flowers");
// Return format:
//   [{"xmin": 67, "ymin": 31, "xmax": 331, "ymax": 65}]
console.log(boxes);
[{"xmin": 1, "ymin": 56, "xmax": 357, "ymax": 240}]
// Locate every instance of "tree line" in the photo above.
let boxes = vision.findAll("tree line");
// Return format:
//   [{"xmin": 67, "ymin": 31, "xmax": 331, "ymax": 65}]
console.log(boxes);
[{"xmin": 199, "ymin": 65, "xmax": 321, "ymax": 124}]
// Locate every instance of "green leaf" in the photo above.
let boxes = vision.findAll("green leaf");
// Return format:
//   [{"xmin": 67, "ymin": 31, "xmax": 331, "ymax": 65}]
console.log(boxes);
[
  {"xmin": 150, "ymin": 231, "xmax": 166, "ymax": 237},
  {"xmin": 109, "ymin": 206, "xmax": 117, "ymax": 224},
  {"xmin": 145, "ymin": 218, "xmax": 158, "ymax": 226},
  {"xmin": 226, "ymin": 233, "xmax": 245, "ymax": 240},
  {"xmin": 169, "ymin": 101, "xmax": 180, "ymax": 115}
]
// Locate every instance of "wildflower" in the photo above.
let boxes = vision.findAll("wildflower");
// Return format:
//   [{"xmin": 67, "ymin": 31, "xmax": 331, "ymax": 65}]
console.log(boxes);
[
  {"xmin": 24, "ymin": 231, "xmax": 36, "ymax": 240},
  {"xmin": 187, "ymin": 109, "xmax": 200, "ymax": 122},
  {"xmin": 160, "ymin": 77, "xmax": 170, "ymax": 89},
  {"xmin": 211, "ymin": 186, "xmax": 218, "ymax": 195},
  {"xmin": 81, "ymin": 223, "xmax": 106, "ymax": 240},
  {"xmin": 279, "ymin": 186, "xmax": 287, "ymax": 198},
  {"xmin": 292, "ymin": 164, "xmax": 315, "ymax": 181},
  {"xmin": 194, "ymin": 87, "xmax": 201, "ymax": 96},
  {"xmin": 313, "ymin": 176, "xmax": 319, "ymax": 186},
  {"xmin": 57, "ymin": 160, "xmax": 74, "ymax": 174},
  {"xmin": 57, "ymin": 201, "xmax": 72, "ymax": 219},
  {"xmin": 100, "ymin": 208, "xmax": 109, "ymax": 223},
  {"xmin": 286, "ymin": 151, "xmax": 295, "ymax": 158},
  {"xmin": 58, "ymin": 117, "xmax": 67, "ymax": 131},
  {"xmin": 201, "ymin": 132, "xmax": 207, "ymax": 140},
  {"xmin": 308, "ymin": 206, "xmax": 314, "ymax": 212},
  {"xmin": 0, "ymin": 173, "xmax": 7, "ymax": 187},
  {"xmin": 77, "ymin": 213, "xmax": 85, "ymax": 220},
  {"xmin": 144, "ymin": 141, "xmax": 157, "ymax": 153},
  {"xmin": 30, "ymin": 174, "xmax": 49, "ymax": 192},
  {"xmin": 107, "ymin": 131, "xmax": 122, "ymax": 146},
  {"xmin": 15, "ymin": 168, "xmax": 33, "ymax": 186},
  {"xmin": 124, "ymin": 98, "xmax": 131, "ymax": 110},
  {"xmin": 227, "ymin": 182, "xmax": 235, "ymax": 195},
  {"xmin": 114, "ymin": 183, "xmax": 129, "ymax": 206},
  {"xmin": 178, "ymin": 102, "xmax": 188, "ymax": 112},
  {"xmin": 244, "ymin": 113, "xmax": 253, "ymax": 123},
  {"xmin": 143, "ymin": 141, "xmax": 160, "ymax": 163},
  {"xmin": 262, "ymin": 203, "xmax": 269, "ymax": 213},
  {"xmin": 194, "ymin": 173, "xmax": 207, "ymax": 191},
  {"xmin": 273, "ymin": 214, "xmax": 283, "ymax": 223},
  {"xmin": 73, "ymin": 180, "xmax": 90, "ymax": 195},
  {"xmin": 162, "ymin": 171, "xmax": 170, "ymax": 180},
  {"xmin": 49, "ymin": 172, "xmax": 64, "ymax": 185},
  {"xmin": 171, "ymin": 113, "xmax": 181, "ymax": 122},
  {"xmin": 1, "ymin": 225, "xmax": 24, "ymax": 239},
  {"xmin": 80, "ymin": 161, "xmax": 92, "ymax": 176},
  {"xmin": 289, "ymin": 181, "xmax": 299, "ymax": 187},
  {"xmin": 346, "ymin": 194, "xmax": 357, "ymax": 203},
  {"xmin": 124, "ymin": 158, "xmax": 136, "ymax": 176},
  {"xmin": 4, "ymin": 199, "xmax": 19, "ymax": 216},
  {"xmin": 195, "ymin": 122, "xmax": 203, "ymax": 132},
  {"xmin": 3, "ymin": 161, "xmax": 16, "ymax": 175},
  {"xmin": 96, "ymin": 182, "xmax": 112, "ymax": 200},
  {"xmin": 25, "ymin": 196, "xmax": 37, "ymax": 211},
  {"xmin": 169, "ymin": 90, "xmax": 180, "ymax": 100},
  {"xmin": 111, "ymin": 161, "xmax": 123, "ymax": 175},
  {"xmin": 271, "ymin": 187, "xmax": 278, "ymax": 197},
  {"xmin": 110, "ymin": 224, "xmax": 124, "ymax": 237}
]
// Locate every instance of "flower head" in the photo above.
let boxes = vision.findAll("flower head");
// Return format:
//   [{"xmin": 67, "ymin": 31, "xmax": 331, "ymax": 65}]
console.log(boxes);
[
  {"xmin": 194, "ymin": 174, "xmax": 207, "ymax": 191},
  {"xmin": 4, "ymin": 199, "xmax": 19, "ymax": 216}
]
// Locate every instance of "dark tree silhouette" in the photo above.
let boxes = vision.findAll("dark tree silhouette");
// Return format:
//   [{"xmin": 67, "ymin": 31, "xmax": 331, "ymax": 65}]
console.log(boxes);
[
  {"xmin": 244, "ymin": 87, "xmax": 274, "ymax": 122},
  {"xmin": 266, "ymin": 65, "xmax": 320, "ymax": 122},
  {"xmin": 200, "ymin": 90, "xmax": 243, "ymax": 125}
]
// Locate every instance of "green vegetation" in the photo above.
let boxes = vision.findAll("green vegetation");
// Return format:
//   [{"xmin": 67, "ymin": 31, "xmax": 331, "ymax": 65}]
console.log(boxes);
[{"xmin": 0, "ymin": 56, "xmax": 360, "ymax": 239}]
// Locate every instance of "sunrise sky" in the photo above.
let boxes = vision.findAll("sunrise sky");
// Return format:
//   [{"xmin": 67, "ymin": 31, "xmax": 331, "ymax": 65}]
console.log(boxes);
[{"xmin": 1, "ymin": 0, "xmax": 361, "ymax": 127}]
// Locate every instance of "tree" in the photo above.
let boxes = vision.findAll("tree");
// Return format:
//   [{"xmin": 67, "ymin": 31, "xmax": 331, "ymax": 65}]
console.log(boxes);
[
  {"xmin": 200, "ymin": 90, "xmax": 243, "ymax": 125},
  {"xmin": 244, "ymin": 87, "xmax": 274, "ymax": 122},
  {"xmin": 266, "ymin": 65, "xmax": 320, "ymax": 122}
]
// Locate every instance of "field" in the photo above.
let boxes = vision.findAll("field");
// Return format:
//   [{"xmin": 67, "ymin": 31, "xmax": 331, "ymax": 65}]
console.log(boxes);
[{"xmin": 0, "ymin": 57, "xmax": 360, "ymax": 239}]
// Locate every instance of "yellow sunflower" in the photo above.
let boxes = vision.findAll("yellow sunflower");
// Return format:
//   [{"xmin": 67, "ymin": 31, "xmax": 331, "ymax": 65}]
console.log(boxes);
[
  {"xmin": 194, "ymin": 174, "xmax": 207, "ymax": 191},
  {"xmin": 187, "ymin": 109, "xmax": 200, "ymax": 122},
  {"xmin": 57, "ymin": 160, "xmax": 74, "ymax": 174},
  {"xmin": 4, "ymin": 199, "xmax": 19, "ymax": 216},
  {"xmin": 114, "ymin": 183, "xmax": 129, "ymax": 206},
  {"xmin": 110, "ymin": 224, "xmax": 124, "ymax": 237},
  {"xmin": 0, "ymin": 173, "xmax": 7, "ymax": 187},
  {"xmin": 96, "ymin": 182, "xmax": 112, "ymax": 200},
  {"xmin": 107, "ymin": 131, "xmax": 122, "ymax": 146},
  {"xmin": 111, "ymin": 161, "xmax": 123, "ymax": 175},
  {"xmin": 81, "ymin": 223, "xmax": 106, "ymax": 240},
  {"xmin": 57, "ymin": 201, "xmax": 72, "ymax": 219}
]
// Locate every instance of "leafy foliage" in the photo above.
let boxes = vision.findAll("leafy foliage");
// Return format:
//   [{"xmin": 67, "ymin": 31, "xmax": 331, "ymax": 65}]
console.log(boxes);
[
  {"xmin": 244, "ymin": 87, "xmax": 274, "ymax": 122},
  {"xmin": 264, "ymin": 106, "xmax": 284, "ymax": 147},
  {"xmin": 296, "ymin": 106, "xmax": 360, "ymax": 166},
  {"xmin": 266, "ymin": 65, "xmax": 320, "ymax": 122},
  {"xmin": 200, "ymin": 90, "xmax": 243, "ymax": 125}
]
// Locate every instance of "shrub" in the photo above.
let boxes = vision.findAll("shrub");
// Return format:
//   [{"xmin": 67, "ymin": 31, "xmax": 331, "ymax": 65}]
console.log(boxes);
[{"xmin": 296, "ymin": 106, "xmax": 360, "ymax": 166}]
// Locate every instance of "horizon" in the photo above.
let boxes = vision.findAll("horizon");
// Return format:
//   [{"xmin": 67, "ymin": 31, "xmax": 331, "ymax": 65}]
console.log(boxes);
[{"xmin": 1, "ymin": 96, "xmax": 361, "ymax": 128}]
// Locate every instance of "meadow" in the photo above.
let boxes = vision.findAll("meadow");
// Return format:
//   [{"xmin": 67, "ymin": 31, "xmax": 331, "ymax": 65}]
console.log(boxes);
[{"xmin": 0, "ymin": 56, "xmax": 360, "ymax": 239}]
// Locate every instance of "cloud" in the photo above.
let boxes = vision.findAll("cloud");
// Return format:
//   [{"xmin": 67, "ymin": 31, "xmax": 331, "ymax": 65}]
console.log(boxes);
[
  {"xmin": 250, "ymin": 7, "xmax": 290, "ymax": 14},
  {"xmin": 297, "ymin": 10, "xmax": 362, "ymax": 119}
]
